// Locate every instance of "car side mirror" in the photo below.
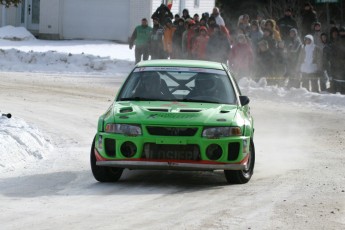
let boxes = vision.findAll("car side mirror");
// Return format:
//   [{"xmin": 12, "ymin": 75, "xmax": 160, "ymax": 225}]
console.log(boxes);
[{"xmin": 239, "ymin": 96, "xmax": 250, "ymax": 106}]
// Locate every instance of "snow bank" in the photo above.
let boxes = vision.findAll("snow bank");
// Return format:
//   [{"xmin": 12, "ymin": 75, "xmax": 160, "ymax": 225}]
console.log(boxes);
[
  {"xmin": 0, "ymin": 25, "xmax": 36, "ymax": 41},
  {"xmin": 239, "ymin": 77, "xmax": 345, "ymax": 112},
  {"xmin": 0, "ymin": 116, "xmax": 53, "ymax": 173},
  {"xmin": 0, "ymin": 48, "xmax": 134, "ymax": 76}
]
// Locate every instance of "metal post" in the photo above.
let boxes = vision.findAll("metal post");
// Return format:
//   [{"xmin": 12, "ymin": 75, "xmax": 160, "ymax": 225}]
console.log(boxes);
[
  {"xmin": 341, "ymin": 0, "xmax": 344, "ymax": 26},
  {"xmin": 2, "ymin": 5, "xmax": 6, "ymax": 27},
  {"xmin": 326, "ymin": 3, "xmax": 330, "ymax": 36}
]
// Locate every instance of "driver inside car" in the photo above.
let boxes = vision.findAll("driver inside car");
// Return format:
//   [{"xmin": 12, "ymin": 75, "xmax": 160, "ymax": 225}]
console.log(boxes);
[
  {"xmin": 134, "ymin": 72, "xmax": 174, "ymax": 100},
  {"xmin": 187, "ymin": 73, "xmax": 220, "ymax": 99}
]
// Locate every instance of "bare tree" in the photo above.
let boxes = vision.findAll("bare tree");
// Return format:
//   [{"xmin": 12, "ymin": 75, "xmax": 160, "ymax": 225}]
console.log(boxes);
[
  {"xmin": 1, "ymin": 0, "xmax": 21, "ymax": 7},
  {"xmin": 260, "ymin": 0, "xmax": 300, "ymax": 20}
]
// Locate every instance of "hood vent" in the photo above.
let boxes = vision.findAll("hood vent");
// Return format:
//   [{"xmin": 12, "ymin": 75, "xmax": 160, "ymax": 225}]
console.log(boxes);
[
  {"xmin": 179, "ymin": 109, "xmax": 201, "ymax": 113},
  {"xmin": 147, "ymin": 108, "xmax": 169, "ymax": 112},
  {"xmin": 220, "ymin": 110, "xmax": 230, "ymax": 113}
]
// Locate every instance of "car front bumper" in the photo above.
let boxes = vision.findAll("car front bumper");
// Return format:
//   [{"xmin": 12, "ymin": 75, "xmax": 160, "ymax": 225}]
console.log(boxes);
[{"xmin": 95, "ymin": 149, "xmax": 249, "ymax": 171}]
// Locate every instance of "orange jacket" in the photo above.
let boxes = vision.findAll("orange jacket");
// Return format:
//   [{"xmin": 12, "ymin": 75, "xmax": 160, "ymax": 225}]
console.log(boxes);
[{"xmin": 163, "ymin": 26, "xmax": 176, "ymax": 54}]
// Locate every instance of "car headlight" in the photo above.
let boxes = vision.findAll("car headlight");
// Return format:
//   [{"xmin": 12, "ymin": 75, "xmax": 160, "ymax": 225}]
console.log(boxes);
[
  {"xmin": 202, "ymin": 127, "xmax": 242, "ymax": 138},
  {"xmin": 105, "ymin": 124, "xmax": 142, "ymax": 136}
]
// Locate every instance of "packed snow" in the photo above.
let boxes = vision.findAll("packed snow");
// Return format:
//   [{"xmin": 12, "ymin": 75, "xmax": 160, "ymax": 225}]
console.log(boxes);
[{"xmin": 0, "ymin": 26, "xmax": 344, "ymax": 173}]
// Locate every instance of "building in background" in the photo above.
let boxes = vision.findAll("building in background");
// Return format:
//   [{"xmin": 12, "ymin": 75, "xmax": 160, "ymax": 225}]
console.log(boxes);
[{"xmin": 0, "ymin": 0, "xmax": 215, "ymax": 42}]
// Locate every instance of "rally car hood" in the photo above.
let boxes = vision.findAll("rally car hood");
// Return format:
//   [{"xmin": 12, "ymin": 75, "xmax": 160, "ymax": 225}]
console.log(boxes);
[{"xmin": 112, "ymin": 101, "xmax": 239, "ymax": 126}]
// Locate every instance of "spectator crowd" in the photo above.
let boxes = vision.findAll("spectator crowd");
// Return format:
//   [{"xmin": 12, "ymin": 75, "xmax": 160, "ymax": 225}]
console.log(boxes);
[{"xmin": 129, "ymin": 2, "xmax": 345, "ymax": 94}]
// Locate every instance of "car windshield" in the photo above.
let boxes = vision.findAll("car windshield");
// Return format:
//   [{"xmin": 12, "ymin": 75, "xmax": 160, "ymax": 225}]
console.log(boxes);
[{"xmin": 117, "ymin": 67, "xmax": 237, "ymax": 104}]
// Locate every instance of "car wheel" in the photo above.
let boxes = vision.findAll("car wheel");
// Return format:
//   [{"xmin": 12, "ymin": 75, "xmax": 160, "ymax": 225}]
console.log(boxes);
[
  {"xmin": 224, "ymin": 139, "xmax": 255, "ymax": 184},
  {"xmin": 90, "ymin": 136, "xmax": 123, "ymax": 182}
]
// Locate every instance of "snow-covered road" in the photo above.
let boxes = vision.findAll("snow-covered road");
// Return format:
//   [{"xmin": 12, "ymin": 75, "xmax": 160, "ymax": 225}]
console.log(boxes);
[{"xmin": 1, "ymin": 72, "xmax": 344, "ymax": 229}]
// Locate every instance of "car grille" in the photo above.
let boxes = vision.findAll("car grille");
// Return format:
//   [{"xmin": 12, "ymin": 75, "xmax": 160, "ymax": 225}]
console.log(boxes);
[
  {"xmin": 143, "ymin": 143, "xmax": 200, "ymax": 161},
  {"xmin": 146, "ymin": 126, "xmax": 198, "ymax": 136}
]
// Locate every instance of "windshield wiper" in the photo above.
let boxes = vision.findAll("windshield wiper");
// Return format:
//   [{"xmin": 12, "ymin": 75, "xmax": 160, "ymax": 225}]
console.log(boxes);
[{"xmin": 119, "ymin": 97, "xmax": 164, "ymax": 101}]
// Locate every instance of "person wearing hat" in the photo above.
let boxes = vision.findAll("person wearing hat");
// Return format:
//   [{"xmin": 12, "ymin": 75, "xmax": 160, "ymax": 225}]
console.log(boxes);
[
  {"xmin": 255, "ymin": 39, "xmax": 276, "ymax": 83},
  {"xmin": 129, "ymin": 18, "xmax": 153, "ymax": 64},
  {"xmin": 172, "ymin": 18, "xmax": 186, "ymax": 59},
  {"xmin": 192, "ymin": 26, "xmax": 210, "ymax": 60},
  {"xmin": 193, "ymin": 14, "xmax": 200, "ymax": 25},
  {"xmin": 249, "ymin": 20, "xmax": 263, "ymax": 53},
  {"xmin": 151, "ymin": 3, "xmax": 173, "ymax": 26},
  {"xmin": 301, "ymin": 2, "xmax": 317, "ymax": 37},
  {"xmin": 297, "ymin": 34, "xmax": 322, "ymax": 92},
  {"xmin": 163, "ymin": 17, "xmax": 176, "ymax": 58},
  {"xmin": 150, "ymin": 17, "xmax": 165, "ymax": 59},
  {"xmin": 173, "ymin": 14, "xmax": 180, "ymax": 26},
  {"xmin": 182, "ymin": 19, "xmax": 197, "ymax": 59},
  {"xmin": 211, "ymin": 7, "xmax": 225, "ymax": 27},
  {"xmin": 286, "ymin": 28, "xmax": 303, "ymax": 88},
  {"xmin": 328, "ymin": 27, "xmax": 345, "ymax": 94},
  {"xmin": 206, "ymin": 24, "xmax": 230, "ymax": 63},
  {"xmin": 182, "ymin": 9, "xmax": 191, "ymax": 20},
  {"xmin": 229, "ymin": 34, "xmax": 254, "ymax": 79},
  {"xmin": 312, "ymin": 22, "xmax": 323, "ymax": 48},
  {"xmin": 278, "ymin": 8, "xmax": 298, "ymax": 42}
]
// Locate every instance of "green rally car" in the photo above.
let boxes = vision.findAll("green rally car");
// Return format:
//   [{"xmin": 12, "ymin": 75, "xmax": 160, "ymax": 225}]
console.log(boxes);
[{"xmin": 91, "ymin": 60, "xmax": 255, "ymax": 184}]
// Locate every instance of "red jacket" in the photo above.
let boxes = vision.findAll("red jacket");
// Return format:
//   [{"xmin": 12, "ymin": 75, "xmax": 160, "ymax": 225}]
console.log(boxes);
[
  {"xmin": 192, "ymin": 35, "xmax": 210, "ymax": 60},
  {"xmin": 229, "ymin": 42, "xmax": 254, "ymax": 72}
]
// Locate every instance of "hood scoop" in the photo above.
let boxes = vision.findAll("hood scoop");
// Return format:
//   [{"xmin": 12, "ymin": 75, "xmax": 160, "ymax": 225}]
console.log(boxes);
[{"xmin": 119, "ymin": 107, "xmax": 133, "ymax": 113}]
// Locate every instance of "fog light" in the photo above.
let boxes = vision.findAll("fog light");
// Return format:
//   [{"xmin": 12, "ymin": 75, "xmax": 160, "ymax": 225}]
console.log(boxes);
[
  {"xmin": 98, "ymin": 135, "xmax": 103, "ymax": 149},
  {"xmin": 121, "ymin": 142, "xmax": 137, "ymax": 158},
  {"xmin": 206, "ymin": 144, "xmax": 223, "ymax": 160}
]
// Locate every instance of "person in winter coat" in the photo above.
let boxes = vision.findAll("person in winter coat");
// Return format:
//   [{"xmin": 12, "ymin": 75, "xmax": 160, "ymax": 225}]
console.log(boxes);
[
  {"xmin": 182, "ymin": 9, "xmax": 191, "ymax": 20},
  {"xmin": 312, "ymin": 22, "xmax": 323, "ymax": 48},
  {"xmin": 238, "ymin": 14, "xmax": 251, "ymax": 36},
  {"xmin": 163, "ymin": 18, "xmax": 176, "ymax": 59},
  {"xmin": 229, "ymin": 34, "xmax": 254, "ymax": 79},
  {"xmin": 275, "ymin": 40, "xmax": 288, "ymax": 86},
  {"xmin": 301, "ymin": 2, "xmax": 317, "ymax": 37},
  {"xmin": 265, "ymin": 19, "xmax": 282, "ymax": 42},
  {"xmin": 192, "ymin": 26, "xmax": 210, "ymax": 60},
  {"xmin": 182, "ymin": 19, "xmax": 197, "ymax": 59},
  {"xmin": 249, "ymin": 20, "xmax": 263, "ymax": 54},
  {"xmin": 129, "ymin": 18, "xmax": 153, "ymax": 64},
  {"xmin": 173, "ymin": 14, "xmax": 180, "ymax": 26},
  {"xmin": 172, "ymin": 18, "xmax": 186, "ymax": 59},
  {"xmin": 206, "ymin": 25, "xmax": 231, "ymax": 63},
  {"xmin": 255, "ymin": 39, "xmax": 276, "ymax": 83},
  {"xmin": 277, "ymin": 8, "xmax": 298, "ymax": 42},
  {"xmin": 320, "ymin": 32, "xmax": 331, "ymax": 91},
  {"xmin": 297, "ymin": 34, "xmax": 322, "ymax": 93},
  {"xmin": 193, "ymin": 14, "xmax": 200, "ymax": 25},
  {"xmin": 150, "ymin": 17, "xmax": 165, "ymax": 59},
  {"xmin": 151, "ymin": 4, "xmax": 173, "ymax": 26},
  {"xmin": 329, "ymin": 28, "xmax": 345, "ymax": 94},
  {"xmin": 261, "ymin": 28, "xmax": 277, "ymax": 51},
  {"xmin": 286, "ymin": 28, "xmax": 303, "ymax": 88},
  {"xmin": 212, "ymin": 7, "xmax": 225, "ymax": 27}
]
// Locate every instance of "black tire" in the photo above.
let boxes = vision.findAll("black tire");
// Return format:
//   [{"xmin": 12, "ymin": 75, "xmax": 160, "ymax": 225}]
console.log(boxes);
[
  {"xmin": 224, "ymin": 139, "xmax": 255, "ymax": 184},
  {"xmin": 90, "ymin": 136, "xmax": 123, "ymax": 182}
]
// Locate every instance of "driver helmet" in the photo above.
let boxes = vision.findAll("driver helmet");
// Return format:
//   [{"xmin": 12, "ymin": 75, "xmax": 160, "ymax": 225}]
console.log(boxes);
[
  {"xmin": 194, "ymin": 73, "xmax": 218, "ymax": 94},
  {"xmin": 141, "ymin": 71, "xmax": 161, "ymax": 93}
]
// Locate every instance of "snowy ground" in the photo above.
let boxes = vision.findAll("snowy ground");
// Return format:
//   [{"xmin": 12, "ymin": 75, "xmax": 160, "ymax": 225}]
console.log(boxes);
[{"xmin": 1, "ymin": 27, "xmax": 345, "ymax": 229}]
